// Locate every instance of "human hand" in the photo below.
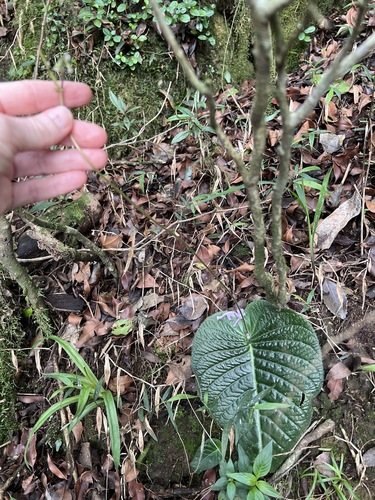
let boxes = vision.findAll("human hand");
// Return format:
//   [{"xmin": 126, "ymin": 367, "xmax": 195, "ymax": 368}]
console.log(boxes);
[{"xmin": 0, "ymin": 80, "xmax": 108, "ymax": 214}]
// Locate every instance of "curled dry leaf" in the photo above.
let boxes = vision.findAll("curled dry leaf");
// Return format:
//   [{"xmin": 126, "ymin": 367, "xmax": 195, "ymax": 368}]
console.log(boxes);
[
  {"xmin": 346, "ymin": 6, "xmax": 358, "ymax": 28},
  {"xmin": 325, "ymin": 361, "xmax": 352, "ymax": 401},
  {"xmin": 140, "ymin": 292, "xmax": 163, "ymax": 310},
  {"xmin": 47, "ymin": 453, "xmax": 67, "ymax": 480},
  {"xmin": 108, "ymin": 375, "xmax": 134, "ymax": 395},
  {"xmin": 124, "ymin": 458, "xmax": 139, "ymax": 482},
  {"xmin": 128, "ymin": 479, "xmax": 145, "ymax": 500},
  {"xmin": 25, "ymin": 432, "xmax": 37, "ymax": 468},
  {"xmin": 179, "ymin": 294, "xmax": 208, "ymax": 320},
  {"xmin": 313, "ymin": 451, "xmax": 334, "ymax": 477},
  {"xmin": 100, "ymin": 232, "xmax": 123, "ymax": 250},
  {"xmin": 319, "ymin": 133, "xmax": 345, "ymax": 154},
  {"xmin": 136, "ymin": 273, "xmax": 158, "ymax": 289},
  {"xmin": 315, "ymin": 191, "xmax": 361, "ymax": 250},
  {"xmin": 201, "ymin": 469, "xmax": 217, "ymax": 500},
  {"xmin": 322, "ymin": 278, "xmax": 347, "ymax": 319},
  {"xmin": 22, "ymin": 474, "xmax": 36, "ymax": 496},
  {"xmin": 326, "ymin": 378, "xmax": 344, "ymax": 402},
  {"xmin": 326, "ymin": 362, "xmax": 352, "ymax": 381},
  {"xmin": 165, "ymin": 355, "xmax": 192, "ymax": 385}
]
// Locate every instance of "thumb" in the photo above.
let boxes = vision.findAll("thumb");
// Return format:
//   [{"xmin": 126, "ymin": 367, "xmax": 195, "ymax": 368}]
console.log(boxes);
[{"xmin": 7, "ymin": 106, "xmax": 74, "ymax": 152}]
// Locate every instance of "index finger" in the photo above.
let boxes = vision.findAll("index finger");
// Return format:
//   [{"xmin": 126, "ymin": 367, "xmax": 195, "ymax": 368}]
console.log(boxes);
[{"xmin": 0, "ymin": 80, "xmax": 93, "ymax": 115}]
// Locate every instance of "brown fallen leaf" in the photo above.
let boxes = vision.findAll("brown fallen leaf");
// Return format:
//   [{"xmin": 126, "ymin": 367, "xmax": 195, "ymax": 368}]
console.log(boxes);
[
  {"xmin": 47, "ymin": 453, "xmax": 68, "ymax": 480},
  {"xmin": 22, "ymin": 474, "xmax": 36, "ymax": 496},
  {"xmin": 128, "ymin": 479, "xmax": 145, "ymax": 500},
  {"xmin": 109, "ymin": 375, "xmax": 134, "ymax": 395},
  {"xmin": 24, "ymin": 431, "xmax": 37, "ymax": 467},
  {"xmin": 201, "ymin": 468, "xmax": 217, "ymax": 500},
  {"xmin": 136, "ymin": 273, "xmax": 159, "ymax": 289},
  {"xmin": 326, "ymin": 362, "xmax": 352, "ymax": 381},
  {"xmin": 124, "ymin": 458, "xmax": 139, "ymax": 482},
  {"xmin": 346, "ymin": 6, "xmax": 358, "ymax": 28},
  {"xmin": 313, "ymin": 451, "xmax": 335, "ymax": 477},
  {"xmin": 322, "ymin": 278, "xmax": 347, "ymax": 319},
  {"xmin": 325, "ymin": 361, "xmax": 352, "ymax": 401},
  {"xmin": 326, "ymin": 378, "xmax": 344, "ymax": 402},
  {"xmin": 179, "ymin": 294, "xmax": 208, "ymax": 320},
  {"xmin": 315, "ymin": 191, "xmax": 361, "ymax": 250},
  {"xmin": 358, "ymin": 93, "xmax": 372, "ymax": 113},
  {"xmin": 100, "ymin": 232, "xmax": 123, "ymax": 249},
  {"xmin": 165, "ymin": 355, "xmax": 192, "ymax": 385}
]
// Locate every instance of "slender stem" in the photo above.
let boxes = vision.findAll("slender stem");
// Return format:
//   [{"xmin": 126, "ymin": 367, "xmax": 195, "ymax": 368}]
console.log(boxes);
[
  {"xmin": 269, "ymin": 14, "xmax": 293, "ymax": 305},
  {"xmin": 150, "ymin": 0, "xmax": 277, "ymax": 301},
  {"xmin": 0, "ymin": 215, "xmax": 52, "ymax": 336}
]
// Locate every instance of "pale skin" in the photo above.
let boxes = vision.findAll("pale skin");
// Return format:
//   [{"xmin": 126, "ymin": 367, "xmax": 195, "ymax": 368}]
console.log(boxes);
[{"xmin": 0, "ymin": 80, "xmax": 108, "ymax": 215}]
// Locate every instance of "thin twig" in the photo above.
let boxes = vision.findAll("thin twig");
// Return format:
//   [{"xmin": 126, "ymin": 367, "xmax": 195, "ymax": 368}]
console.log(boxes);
[
  {"xmin": 150, "ymin": 0, "xmax": 277, "ymax": 301},
  {"xmin": 33, "ymin": 0, "xmax": 52, "ymax": 79}
]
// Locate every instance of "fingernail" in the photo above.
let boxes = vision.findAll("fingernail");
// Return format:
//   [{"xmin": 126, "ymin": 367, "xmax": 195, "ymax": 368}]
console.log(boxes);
[{"xmin": 46, "ymin": 106, "xmax": 72, "ymax": 128}]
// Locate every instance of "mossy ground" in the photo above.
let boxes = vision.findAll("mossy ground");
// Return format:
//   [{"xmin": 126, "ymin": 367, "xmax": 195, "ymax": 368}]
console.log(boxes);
[
  {"xmin": 0, "ymin": 275, "xmax": 25, "ymax": 444},
  {"xmin": 141, "ymin": 406, "xmax": 217, "ymax": 486}
]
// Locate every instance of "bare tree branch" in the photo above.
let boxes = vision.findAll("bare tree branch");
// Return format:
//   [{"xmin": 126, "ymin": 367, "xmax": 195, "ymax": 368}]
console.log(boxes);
[{"xmin": 250, "ymin": 0, "xmax": 294, "ymax": 22}]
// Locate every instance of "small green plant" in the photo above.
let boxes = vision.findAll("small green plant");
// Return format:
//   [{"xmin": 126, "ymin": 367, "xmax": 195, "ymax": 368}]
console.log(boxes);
[
  {"xmin": 192, "ymin": 301, "xmax": 324, "ymax": 473},
  {"xmin": 109, "ymin": 89, "xmax": 142, "ymax": 138},
  {"xmin": 292, "ymin": 289, "xmax": 316, "ymax": 314},
  {"xmin": 298, "ymin": 25, "xmax": 316, "ymax": 43},
  {"xmin": 301, "ymin": 451, "xmax": 359, "ymax": 500},
  {"xmin": 25, "ymin": 336, "xmax": 121, "ymax": 468},
  {"xmin": 79, "ymin": 0, "xmax": 215, "ymax": 69},
  {"xmin": 213, "ymin": 443, "xmax": 282, "ymax": 500},
  {"xmin": 167, "ymin": 90, "xmax": 215, "ymax": 144},
  {"xmin": 192, "ymin": 435, "xmax": 282, "ymax": 500},
  {"xmin": 291, "ymin": 166, "xmax": 331, "ymax": 265}
]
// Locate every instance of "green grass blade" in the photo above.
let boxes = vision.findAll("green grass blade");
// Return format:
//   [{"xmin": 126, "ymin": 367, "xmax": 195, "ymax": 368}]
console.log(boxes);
[
  {"xmin": 44, "ymin": 372, "xmax": 87, "ymax": 388},
  {"xmin": 74, "ymin": 385, "xmax": 92, "ymax": 423},
  {"xmin": 49, "ymin": 335, "xmax": 99, "ymax": 386},
  {"xmin": 102, "ymin": 389, "xmax": 121, "ymax": 468},
  {"xmin": 68, "ymin": 401, "xmax": 100, "ymax": 432},
  {"xmin": 312, "ymin": 167, "xmax": 331, "ymax": 236},
  {"xmin": 24, "ymin": 395, "xmax": 80, "ymax": 466},
  {"xmin": 192, "ymin": 183, "xmax": 245, "ymax": 205}
]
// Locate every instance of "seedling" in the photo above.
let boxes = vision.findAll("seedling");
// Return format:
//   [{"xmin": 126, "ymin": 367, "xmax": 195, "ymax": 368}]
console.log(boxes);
[
  {"xmin": 298, "ymin": 25, "xmax": 316, "ymax": 43},
  {"xmin": 291, "ymin": 166, "xmax": 331, "ymax": 266},
  {"xmin": 301, "ymin": 452, "xmax": 359, "ymax": 499}
]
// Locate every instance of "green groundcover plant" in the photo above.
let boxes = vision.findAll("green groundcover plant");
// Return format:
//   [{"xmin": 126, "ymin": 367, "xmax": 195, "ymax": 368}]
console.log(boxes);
[
  {"xmin": 79, "ymin": 0, "xmax": 215, "ymax": 68},
  {"xmin": 191, "ymin": 300, "xmax": 324, "ymax": 488},
  {"xmin": 25, "ymin": 336, "xmax": 120, "ymax": 468}
]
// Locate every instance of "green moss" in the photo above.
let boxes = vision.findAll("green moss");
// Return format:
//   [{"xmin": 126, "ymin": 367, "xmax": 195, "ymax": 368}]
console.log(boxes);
[
  {"xmin": 11, "ymin": 1, "xmax": 191, "ymax": 146},
  {"xmin": 198, "ymin": 1, "xmax": 254, "ymax": 88},
  {"xmin": 143, "ymin": 408, "xmax": 215, "ymax": 486},
  {"xmin": 280, "ymin": 0, "xmax": 347, "ymax": 72},
  {"xmin": 0, "ymin": 273, "xmax": 24, "ymax": 444}
]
